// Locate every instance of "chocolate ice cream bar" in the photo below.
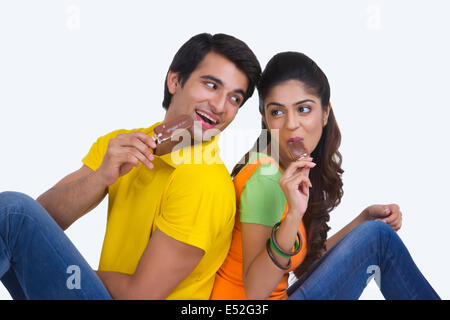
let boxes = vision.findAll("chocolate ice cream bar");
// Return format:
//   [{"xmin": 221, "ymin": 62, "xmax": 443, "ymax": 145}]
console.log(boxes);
[
  {"xmin": 287, "ymin": 139, "xmax": 308, "ymax": 161},
  {"xmin": 153, "ymin": 114, "xmax": 193, "ymax": 144},
  {"xmin": 153, "ymin": 115, "xmax": 194, "ymax": 156}
]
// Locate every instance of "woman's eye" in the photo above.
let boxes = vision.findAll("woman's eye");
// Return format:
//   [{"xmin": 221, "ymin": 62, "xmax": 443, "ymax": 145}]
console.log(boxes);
[
  {"xmin": 298, "ymin": 106, "xmax": 311, "ymax": 113},
  {"xmin": 270, "ymin": 109, "xmax": 283, "ymax": 116}
]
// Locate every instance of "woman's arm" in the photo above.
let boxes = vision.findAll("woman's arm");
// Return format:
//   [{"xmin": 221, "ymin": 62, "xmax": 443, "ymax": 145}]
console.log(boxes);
[
  {"xmin": 325, "ymin": 208, "xmax": 369, "ymax": 251},
  {"xmin": 241, "ymin": 158, "xmax": 315, "ymax": 300},
  {"xmin": 325, "ymin": 204, "xmax": 403, "ymax": 251},
  {"xmin": 241, "ymin": 213, "xmax": 301, "ymax": 300}
]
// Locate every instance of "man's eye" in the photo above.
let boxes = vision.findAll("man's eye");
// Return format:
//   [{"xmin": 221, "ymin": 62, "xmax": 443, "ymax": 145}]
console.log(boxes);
[
  {"xmin": 231, "ymin": 96, "xmax": 241, "ymax": 105},
  {"xmin": 206, "ymin": 82, "xmax": 217, "ymax": 89}
]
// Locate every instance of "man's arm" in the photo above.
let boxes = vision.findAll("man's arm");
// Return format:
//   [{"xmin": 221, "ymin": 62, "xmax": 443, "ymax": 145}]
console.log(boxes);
[
  {"xmin": 37, "ymin": 165, "xmax": 108, "ymax": 230},
  {"xmin": 37, "ymin": 131, "xmax": 157, "ymax": 230},
  {"xmin": 96, "ymin": 228, "xmax": 204, "ymax": 300}
]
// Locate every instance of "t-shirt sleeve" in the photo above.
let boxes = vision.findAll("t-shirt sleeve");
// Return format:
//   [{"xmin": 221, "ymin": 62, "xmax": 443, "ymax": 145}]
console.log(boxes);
[
  {"xmin": 155, "ymin": 164, "xmax": 236, "ymax": 253},
  {"xmin": 239, "ymin": 163, "xmax": 286, "ymax": 228},
  {"xmin": 81, "ymin": 129, "xmax": 129, "ymax": 171}
]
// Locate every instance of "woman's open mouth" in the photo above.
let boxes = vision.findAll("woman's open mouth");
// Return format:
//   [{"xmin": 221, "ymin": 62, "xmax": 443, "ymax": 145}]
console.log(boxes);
[{"xmin": 194, "ymin": 109, "xmax": 219, "ymax": 129}]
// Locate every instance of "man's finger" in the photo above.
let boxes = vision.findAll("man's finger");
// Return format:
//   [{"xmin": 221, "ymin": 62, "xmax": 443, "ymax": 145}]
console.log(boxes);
[
  {"xmin": 134, "ymin": 131, "xmax": 157, "ymax": 149},
  {"xmin": 120, "ymin": 147, "xmax": 154, "ymax": 169},
  {"xmin": 123, "ymin": 135, "xmax": 155, "ymax": 162}
]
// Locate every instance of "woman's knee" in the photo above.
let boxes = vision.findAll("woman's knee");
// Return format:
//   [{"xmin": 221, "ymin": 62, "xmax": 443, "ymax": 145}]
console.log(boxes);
[{"xmin": 354, "ymin": 220, "xmax": 395, "ymax": 241}]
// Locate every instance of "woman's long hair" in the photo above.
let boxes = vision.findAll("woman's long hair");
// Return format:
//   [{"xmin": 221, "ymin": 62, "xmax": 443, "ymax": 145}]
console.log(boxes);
[{"xmin": 231, "ymin": 52, "xmax": 344, "ymax": 279}]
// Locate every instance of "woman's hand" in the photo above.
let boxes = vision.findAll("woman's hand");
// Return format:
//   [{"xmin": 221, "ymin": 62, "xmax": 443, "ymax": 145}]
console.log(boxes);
[
  {"xmin": 278, "ymin": 157, "xmax": 316, "ymax": 219},
  {"xmin": 364, "ymin": 204, "xmax": 403, "ymax": 232}
]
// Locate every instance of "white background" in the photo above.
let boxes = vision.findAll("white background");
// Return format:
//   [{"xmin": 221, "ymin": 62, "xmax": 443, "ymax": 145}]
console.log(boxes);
[{"xmin": 0, "ymin": 0, "xmax": 449, "ymax": 300}]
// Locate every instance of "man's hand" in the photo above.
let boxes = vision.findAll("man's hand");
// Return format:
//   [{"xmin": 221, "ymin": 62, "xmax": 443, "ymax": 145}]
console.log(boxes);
[
  {"xmin": 97, "ymin": 132, "xmax": 157, "ymax": 186},
  {"xmin": 364, "ymin": 204, "xmax": 403, "ymax": 232}
]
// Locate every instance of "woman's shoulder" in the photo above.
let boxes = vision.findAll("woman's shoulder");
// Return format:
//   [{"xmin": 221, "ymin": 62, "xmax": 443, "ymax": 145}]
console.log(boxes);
[{"xmin": 246, "ymin": 152, "xmax": 282, "ymax": 183}]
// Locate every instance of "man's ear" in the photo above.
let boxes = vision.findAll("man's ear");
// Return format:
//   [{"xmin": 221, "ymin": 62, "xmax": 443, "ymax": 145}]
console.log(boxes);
[{"xmin": 167, "ymin": 71, "xmax": 181, "ymax": 95}]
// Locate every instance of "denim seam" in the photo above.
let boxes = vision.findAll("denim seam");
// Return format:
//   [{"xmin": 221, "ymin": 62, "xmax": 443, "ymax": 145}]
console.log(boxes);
[
  {"xmin": 329, "ymin": 247, "xmax": 375, "ymax": 300},
  {"xmin": 381, "ymin": 231, "xmax": 419, "ymax": 299},
  {"xmin": 5, "ymin": 209, "xmax": 90, "ymax": 300}
]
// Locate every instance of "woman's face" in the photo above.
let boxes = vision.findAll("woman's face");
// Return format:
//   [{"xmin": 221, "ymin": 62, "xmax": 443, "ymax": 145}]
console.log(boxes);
[{"xmin": 263, "ymin": 79, "xmax": 331, "ymax": 169}]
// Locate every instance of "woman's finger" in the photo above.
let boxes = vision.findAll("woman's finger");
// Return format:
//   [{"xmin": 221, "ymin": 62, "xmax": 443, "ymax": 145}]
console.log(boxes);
[
  {"xmin": 285, "ymin": 171, "xmax": 311, "ymax": 195},
  {"xmin": 283, "ymin": 158, "xmax": 316, "ymax": 177}
]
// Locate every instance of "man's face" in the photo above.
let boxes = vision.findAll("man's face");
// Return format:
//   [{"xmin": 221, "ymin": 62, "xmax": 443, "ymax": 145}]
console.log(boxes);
[{"xmin": 165, "ymin": 51, "xmax": 249, "ymax": 141}]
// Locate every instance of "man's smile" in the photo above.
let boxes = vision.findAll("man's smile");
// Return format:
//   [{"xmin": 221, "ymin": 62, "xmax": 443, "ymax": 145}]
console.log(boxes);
[{"xmin": 194, "ymin": 108, "xmax": 220, "ymax": 129}]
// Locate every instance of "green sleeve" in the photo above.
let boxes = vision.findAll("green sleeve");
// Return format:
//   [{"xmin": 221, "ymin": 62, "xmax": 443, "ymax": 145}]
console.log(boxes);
[{"xmin": 239, "ymin": 163, "xmax": 286, "ymax": 227}]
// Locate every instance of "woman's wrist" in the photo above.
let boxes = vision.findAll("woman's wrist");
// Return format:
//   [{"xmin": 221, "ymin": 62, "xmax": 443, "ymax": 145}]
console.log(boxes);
[
  {"xmin": 361, "ymin": 206, "xmax": 372, "ymax": 222},
  {"xmin": 286, "ymin": 209, "xmax": 304, "ymax": 223}
]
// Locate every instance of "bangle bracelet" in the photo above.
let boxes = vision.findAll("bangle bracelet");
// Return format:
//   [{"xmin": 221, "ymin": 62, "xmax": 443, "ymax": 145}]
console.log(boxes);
[
  {"xmin": 271, "ymin": 221, "xmax": 302, "ymax": 257},
  {"xmin": 266, "ymin": 238, "xmax": 291, "ymax": 270},
  {"xmin": 270, "ymin": 236, "xmax": 291, "ymax": 258}
]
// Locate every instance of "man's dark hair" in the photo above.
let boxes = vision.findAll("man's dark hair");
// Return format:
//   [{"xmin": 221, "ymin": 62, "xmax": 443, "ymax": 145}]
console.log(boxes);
[{"xmin": 162, "ymin": 33, "xmax": 261, "ymax": 110}]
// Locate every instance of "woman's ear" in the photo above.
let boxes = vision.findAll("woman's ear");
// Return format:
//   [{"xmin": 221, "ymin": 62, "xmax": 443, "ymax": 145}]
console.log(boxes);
[
  {"xmin": 167, "ymin": 71, "xmax": 181, "ymax": 95},
  {"xmin": 323, "ymin": 103, "xmax": 331, "ymax": 127}
]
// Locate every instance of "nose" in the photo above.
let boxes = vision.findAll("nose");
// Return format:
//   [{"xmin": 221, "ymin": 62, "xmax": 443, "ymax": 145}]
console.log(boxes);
[
  {"xmin": 209, "ymin": 91, "xmax": 227, "ymax": 115},
  {"xmin": 286, "ymin": 110, "xmax": 300, "ymax": 130}
]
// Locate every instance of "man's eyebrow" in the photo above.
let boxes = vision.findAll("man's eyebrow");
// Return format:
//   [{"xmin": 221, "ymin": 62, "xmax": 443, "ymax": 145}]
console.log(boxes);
[
  {"xmin": 200, "ymin": 75, "xmax": 223, "ymax": 86},
  {"xmin": 266, "ymin": 99, "xmax": 316, "ymax": 108},
  {"xmin": 200, "ymin": 75, "xmax": 246, "ymax": 98}
]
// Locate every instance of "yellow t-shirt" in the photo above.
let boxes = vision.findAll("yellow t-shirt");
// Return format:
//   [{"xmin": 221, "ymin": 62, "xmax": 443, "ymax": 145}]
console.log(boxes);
[{"xmin": 81, "ymin": 122, "xmax": 236, "ymax": 300}]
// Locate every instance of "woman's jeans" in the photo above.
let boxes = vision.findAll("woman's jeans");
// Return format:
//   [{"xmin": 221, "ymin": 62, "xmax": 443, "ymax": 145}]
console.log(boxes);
[
  {"xmin": 287, "ymin": 219, "xmax": 441, "ymax": 300},
  {"xmin": 0, "ymin": 191, "xmax": 112, "ymax": 299}
]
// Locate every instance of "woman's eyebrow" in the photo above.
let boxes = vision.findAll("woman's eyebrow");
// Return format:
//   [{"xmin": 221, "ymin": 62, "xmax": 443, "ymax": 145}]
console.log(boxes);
[
  {"xmin": 294, "ymin": 99, "xmax": 316, "ymax": 105},
  {"xmin": 266, "ymin": 99, "xmax": 315, "ymax": 109},
  {"xmin": 266, "ymin": 102, "xmax": 285, "ymax": 109}
]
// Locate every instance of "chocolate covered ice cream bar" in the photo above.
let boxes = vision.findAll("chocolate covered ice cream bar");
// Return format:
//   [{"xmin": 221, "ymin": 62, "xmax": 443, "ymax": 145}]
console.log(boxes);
[
  {"xmin": 287, "ymin": 139, "xmax": 308, "ymax": 161},
  {"xmin": 153, "ymin": 114, "xmax": 193, "ymax": 144},
  {"xmin": 153, "ymin": 114, "xmax": 194, "ymax": 156}
]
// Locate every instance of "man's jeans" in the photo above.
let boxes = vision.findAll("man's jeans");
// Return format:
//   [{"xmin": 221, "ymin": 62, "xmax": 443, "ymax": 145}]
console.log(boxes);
[
  {"xmin": 287, "ymin": 219, "xmax": 441, "ymax": 300},
  {"xmin": 0, "ymin": 191, "xmax": 112, "ymax": 299}
]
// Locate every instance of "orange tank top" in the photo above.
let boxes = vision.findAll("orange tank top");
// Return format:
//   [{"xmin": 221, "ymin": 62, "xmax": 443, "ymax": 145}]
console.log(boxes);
[{"xmin": 210, "ymin": 156, "xmax": 308, "ymax": 300}]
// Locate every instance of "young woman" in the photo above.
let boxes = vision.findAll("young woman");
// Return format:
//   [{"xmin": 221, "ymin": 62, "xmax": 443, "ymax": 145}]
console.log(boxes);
[{"xmin": 210, "ymin": 52, "xmax": 440, "ymax": 300}]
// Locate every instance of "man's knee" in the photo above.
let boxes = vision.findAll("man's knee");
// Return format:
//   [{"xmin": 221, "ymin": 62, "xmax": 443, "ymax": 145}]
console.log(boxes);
[
  {"xmin": 0, "ymin": 191, "xmax": 34, "ymax": 208},
  {"xmin": 0, "ymin": 191, "xmax": 41, "ymax": 220}
]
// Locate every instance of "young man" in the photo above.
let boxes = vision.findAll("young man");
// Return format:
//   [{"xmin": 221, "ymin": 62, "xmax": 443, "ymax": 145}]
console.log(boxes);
[{"xmin": 0, "ymin": 33, "xmax": 261, "ymax": 299}]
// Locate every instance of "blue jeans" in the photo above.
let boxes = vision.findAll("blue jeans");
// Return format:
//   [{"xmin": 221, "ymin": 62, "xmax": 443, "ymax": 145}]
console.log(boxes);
[
  {"xmin": 0, "ymin": 191, "xmax": 112, "ymax": 299},
  {"xmin": 287, "ymin": 220, "xmax": 441, "ymax": 300}
]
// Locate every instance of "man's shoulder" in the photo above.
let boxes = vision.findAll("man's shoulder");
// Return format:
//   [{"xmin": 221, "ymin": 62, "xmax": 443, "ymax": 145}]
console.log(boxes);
[
  {"xmin": 171, "ymin": 161, "xmax": 234, "ymax": 190},
  {"xmin": 175, "ymin": 161, "xmax": 231, "ymax": 178}
]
